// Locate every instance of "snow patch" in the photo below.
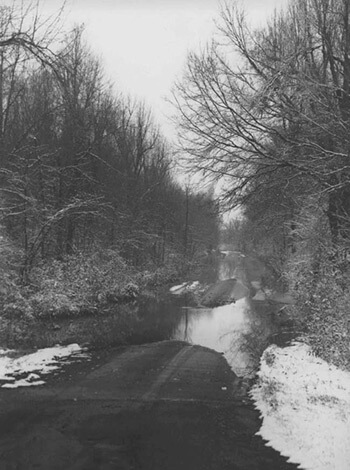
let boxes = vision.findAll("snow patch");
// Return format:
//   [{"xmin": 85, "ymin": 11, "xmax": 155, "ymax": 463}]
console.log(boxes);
[
  {"xmin": 170, "ymin": 281, "xmax": 200, "ymax": 295},
  {"xmin": 170, "ymin": 282, "xmax": 188, "ymax": 293},
  {"xmin": 0, "ymin": 344, "xmax": 89, "ymax": 388},
  {"xmin": 186, "ymin": 281, "xmax": 200, "ymax": 291},
  {"xmin": 250, "ymin": 342, "xmax": 350, "ymax": 470}
]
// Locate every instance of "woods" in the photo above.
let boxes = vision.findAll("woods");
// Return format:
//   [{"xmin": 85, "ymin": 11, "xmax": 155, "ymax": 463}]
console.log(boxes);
[
  {"xmin": 174, "ymin": 0, "xmax": 350, "ymax": 368},
  {"xmin": 2, "ymin": 0, "xmax": 349, "ymax": 367},
  {"xmin": 0, "ymin": 2, "xmax": 220, "ymax": 318},
  {"xmin": 0, "ymin": 4, "xmax": 348, "ymax": 470}
]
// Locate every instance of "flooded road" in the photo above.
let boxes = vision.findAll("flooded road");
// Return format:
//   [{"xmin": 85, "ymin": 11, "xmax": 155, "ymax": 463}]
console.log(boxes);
[
  {"xmin": 173, "ymin": 300, "xmax": 272, "ymax": 377},
  {"xmin": 171, "ymin": 250, "xmax": 293, "ymax": 378},
  {"xmin": 0, "ymin": 250, "xmax": 293, "ymax": 387},
  {"xmin": 0, "ymin": 251, "xmax": 299, "ymax": 469}
]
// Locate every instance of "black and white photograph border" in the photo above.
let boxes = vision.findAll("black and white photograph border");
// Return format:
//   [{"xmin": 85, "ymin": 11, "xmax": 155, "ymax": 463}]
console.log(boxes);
[{"xmin": 0, "ymin": 0, "xmax": 348, "ymax": 469}]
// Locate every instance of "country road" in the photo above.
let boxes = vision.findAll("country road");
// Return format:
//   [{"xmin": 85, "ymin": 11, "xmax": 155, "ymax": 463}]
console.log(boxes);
[{"xmin": 0, "ymin": 339, "xmax": 298, "ymax": 470}]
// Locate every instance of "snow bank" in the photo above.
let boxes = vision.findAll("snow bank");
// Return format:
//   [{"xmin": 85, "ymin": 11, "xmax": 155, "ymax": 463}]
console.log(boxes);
[
  {"xmin": 250, "ymin": 342, "xmax": 350, "ymax": 470},
  {"xmin": 170, "ymin": 282, "xmax": 188, "ymax": 293},
  {"xmin": 170, "ymin": 281, "xmax": 200, "ymax": 295},
  {"xmin": 0, "ymin": 344, "xmax": 89, "ymax": 388}
]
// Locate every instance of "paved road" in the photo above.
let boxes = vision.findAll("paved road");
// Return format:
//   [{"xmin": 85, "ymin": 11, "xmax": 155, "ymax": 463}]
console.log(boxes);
[{"xmin": 0, "ymin": 340, "xmax": 298, "ymax": 470}]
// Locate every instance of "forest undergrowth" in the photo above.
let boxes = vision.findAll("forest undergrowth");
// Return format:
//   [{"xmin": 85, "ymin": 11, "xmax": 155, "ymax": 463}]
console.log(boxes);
[
  {"xmin": 286, "ymin": 251, "xmax": 350, "ymax": 371},
  {"xmin": 0, "ymin": 227, "xmax": 205, "ymax": 348}
]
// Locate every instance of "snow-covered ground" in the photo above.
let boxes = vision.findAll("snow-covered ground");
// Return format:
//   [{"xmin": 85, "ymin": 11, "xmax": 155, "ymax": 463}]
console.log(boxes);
[
  {"xmin": 0, "ymin": 344, "xmax": 89, "ymax": 388},
  {"xmin": 250, "ymin": 342, "xmax": 350, "ymax": 470}
]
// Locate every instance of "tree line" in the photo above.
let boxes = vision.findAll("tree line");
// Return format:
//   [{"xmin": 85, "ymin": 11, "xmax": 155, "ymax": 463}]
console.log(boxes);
[
  {"xmin": 0, "ymin": 2, "xmax": 219, "ymax": 287},
  {"xmin": 174, "ymin": 0, "xmax": 350, "ymax": 367},
  {"xmin": 174, "ymin": 0, "xmax": 350, "ymax": 262}
]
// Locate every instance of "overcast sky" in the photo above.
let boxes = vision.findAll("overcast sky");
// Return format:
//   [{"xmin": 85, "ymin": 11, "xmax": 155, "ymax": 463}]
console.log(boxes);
[{"xmin": 48, "ymin": 0, "xmax": 289, "ymax": 138}]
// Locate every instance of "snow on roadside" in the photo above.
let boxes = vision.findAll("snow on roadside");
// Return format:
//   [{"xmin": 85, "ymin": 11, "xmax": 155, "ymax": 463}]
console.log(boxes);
[
  {"xmin": 250, "ymin": 342, "xmax": 350, "ymax": 470},
  {"xmin": 170, "ymin": 282, "xmax": 188, "ymax": 293},
  {"xmin": 0, "ymin": 344, "xmax": 89, "ymax": 388},
  {"xmin": 170, "ymin": 281, "xmax": 200, "ymax": 295}
]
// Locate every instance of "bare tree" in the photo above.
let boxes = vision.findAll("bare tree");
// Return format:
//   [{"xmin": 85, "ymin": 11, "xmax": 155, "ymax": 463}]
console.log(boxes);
[{"xmin": 172, "ymin": 0, "xmax": 350, "ymax": 243}]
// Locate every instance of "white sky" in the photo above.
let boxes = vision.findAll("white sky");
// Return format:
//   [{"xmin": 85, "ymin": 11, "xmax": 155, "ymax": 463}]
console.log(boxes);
[{"xmin": 44, "ymin": 0, "xmax": 289, "ymax": 139}]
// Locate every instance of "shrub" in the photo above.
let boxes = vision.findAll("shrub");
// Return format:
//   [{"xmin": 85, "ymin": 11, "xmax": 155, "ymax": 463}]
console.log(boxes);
[
  {"xmin": 0, "ymin": 226, "xmax": 26, "ymax": 314},
  {"xmin": 0, "ymin": 239, "xmax": 194, "ymax": 320},
  {"xmin": 26, "ymin": 250, "xmax": 140, "ymax": 317},
  {"xmin": 286, "ymin": 241, "xmax": 350, "ymax": 370},
  {"xmin": 283, "ymin": 197, "xmax": 350, "ymax": 370}
]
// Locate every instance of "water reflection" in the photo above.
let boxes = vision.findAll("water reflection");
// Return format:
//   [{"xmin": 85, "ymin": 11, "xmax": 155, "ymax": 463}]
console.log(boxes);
[
  {"xmin": 172, "ymin": 298, "xmax": 274, "ymax": 377},
  {"xmin": 218, "ymin": 251, "xmax": 247, "ymax": 281},
  {"xmin": 7, "ymin": 250, "xmax": 290, "ymax": 374}
]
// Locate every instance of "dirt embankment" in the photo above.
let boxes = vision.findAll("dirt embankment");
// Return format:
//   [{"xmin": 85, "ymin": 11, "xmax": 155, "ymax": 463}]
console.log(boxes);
[{"xmin": 200, "ymin": 278, "xmax": 250, "ymax": 306}]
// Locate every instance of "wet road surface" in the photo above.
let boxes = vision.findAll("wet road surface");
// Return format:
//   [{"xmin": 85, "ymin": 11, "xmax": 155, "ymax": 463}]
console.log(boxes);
[{"xmin": 0, "ymin": 340, "xmax": 299, "ymax": 469}]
